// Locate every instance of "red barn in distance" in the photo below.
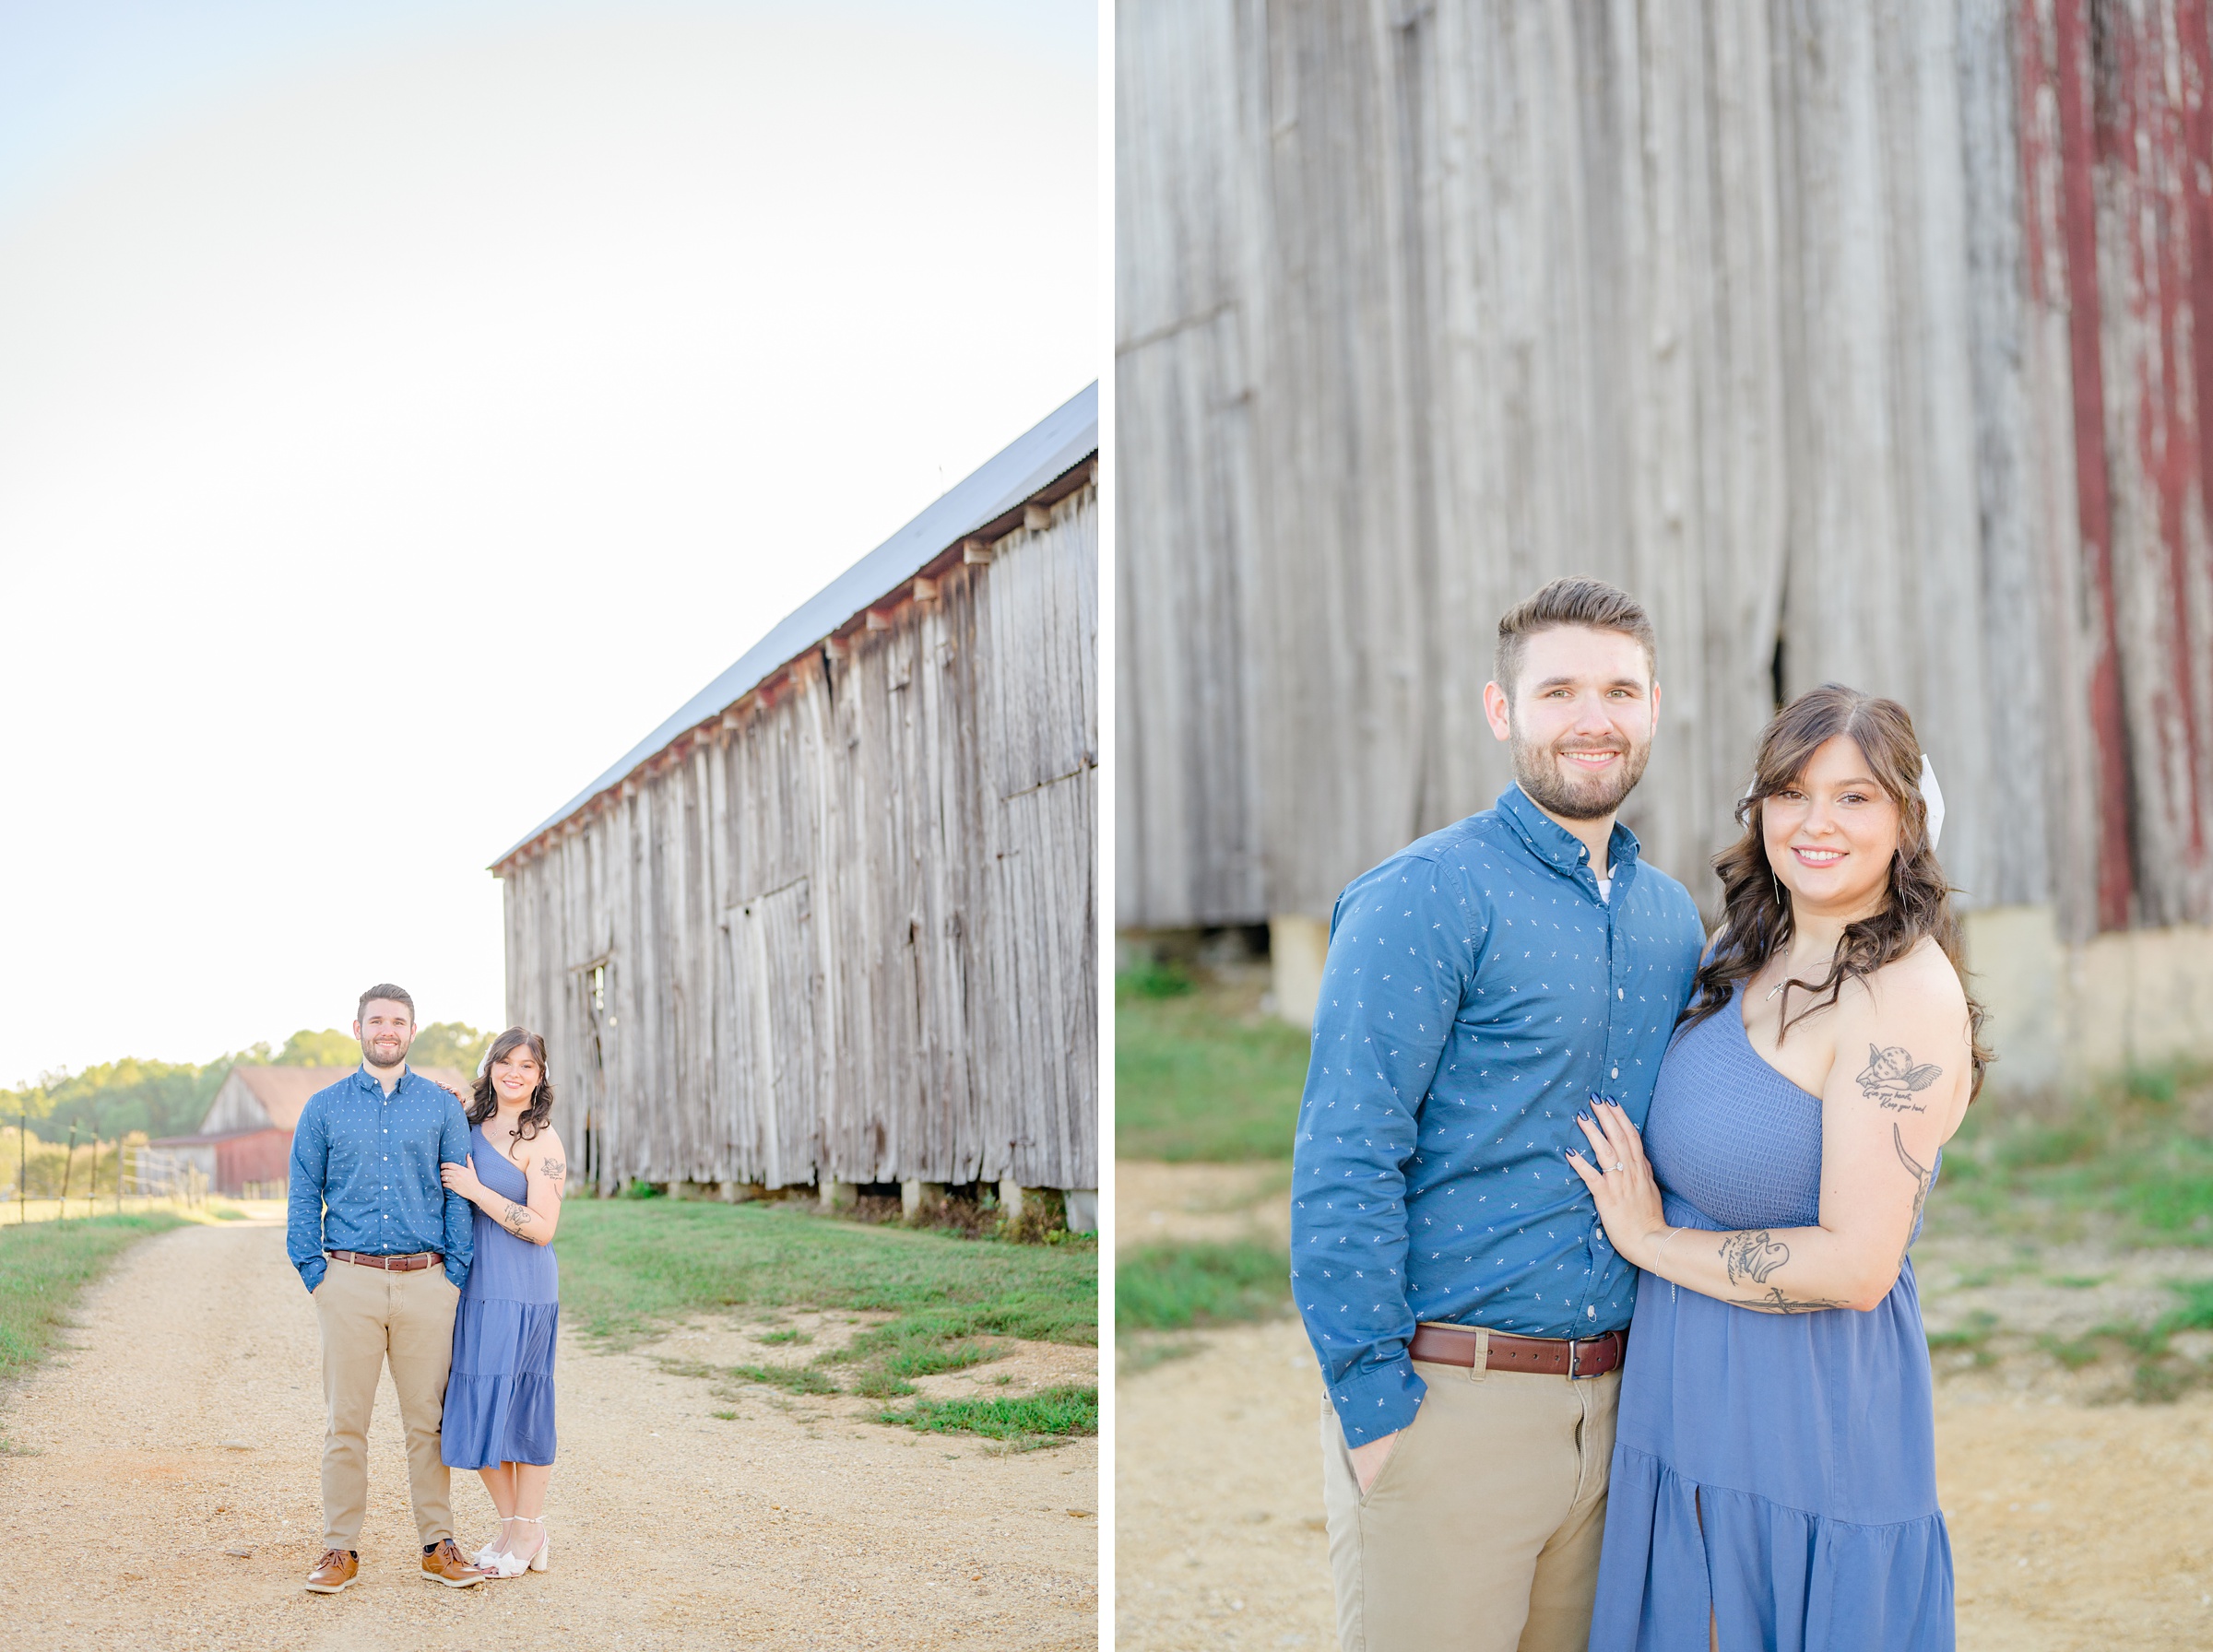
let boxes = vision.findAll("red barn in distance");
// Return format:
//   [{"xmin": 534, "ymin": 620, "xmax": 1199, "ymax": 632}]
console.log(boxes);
[{"xmin": 148, "ymin": 1065, "xmax": 475, "ymax": 1198}]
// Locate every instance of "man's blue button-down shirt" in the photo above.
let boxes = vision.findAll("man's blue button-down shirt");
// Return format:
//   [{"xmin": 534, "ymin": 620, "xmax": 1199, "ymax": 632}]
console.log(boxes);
[
  {"xmin": 1290, "ymin": 785, "xmax": 1707, "ymax": 1444},
  {"xmin": 286, "ymin": 1067, "xmax": 475, "ymax": 1293}
]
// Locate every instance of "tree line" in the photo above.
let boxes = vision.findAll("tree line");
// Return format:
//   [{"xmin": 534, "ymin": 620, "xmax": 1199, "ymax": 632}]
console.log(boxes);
[{"xmin": 2, "ymin": 1023, "xmax": 493, "ymax": 1142}]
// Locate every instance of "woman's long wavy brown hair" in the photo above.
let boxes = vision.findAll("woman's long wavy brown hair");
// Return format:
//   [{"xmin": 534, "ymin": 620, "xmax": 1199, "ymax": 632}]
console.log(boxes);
[
  {"xmin": 467, "ymin": 1026, "xmax": 556, "ymax": 1148},
  {"xmin": 1681, "ymin": 684, "xmax": 1991, "ymax": 1099}
]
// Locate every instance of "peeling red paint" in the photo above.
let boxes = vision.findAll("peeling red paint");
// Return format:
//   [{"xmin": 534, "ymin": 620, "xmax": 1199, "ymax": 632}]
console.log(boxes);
[
  {"xmin": 2102, "ymin": 0, "xmax": 2212, "ymax": 885},
  {"xmin": 2046, "ymin": 0, "xmax": 2139, "ymax": 930}
]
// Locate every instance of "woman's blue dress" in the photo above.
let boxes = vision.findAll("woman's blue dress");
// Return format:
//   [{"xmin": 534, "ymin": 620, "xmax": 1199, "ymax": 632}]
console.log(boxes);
[
  {"xmin": 1590, "ymin": 985, "xmax": 1953, "ymax": 1651},
  {"xmin": 441, "ymin": 1125, "xmax": 559, "ymax": 1469}
]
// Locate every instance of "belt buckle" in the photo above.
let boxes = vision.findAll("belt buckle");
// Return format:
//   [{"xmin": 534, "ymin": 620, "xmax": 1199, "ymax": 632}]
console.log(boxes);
[{"xmin": 1567, "ymin": 1337, "xmax": 1586, "ymax": 1380}]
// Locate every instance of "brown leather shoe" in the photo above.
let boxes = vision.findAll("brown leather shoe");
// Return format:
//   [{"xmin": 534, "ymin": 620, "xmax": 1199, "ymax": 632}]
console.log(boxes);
[
  {"xmin": 304, "ymin": 1549, "xmax": 358, "ymax": 1593},
  {"xmin": 420, "ymin": 1538, "xmax": 488, "ymax": 1587}
]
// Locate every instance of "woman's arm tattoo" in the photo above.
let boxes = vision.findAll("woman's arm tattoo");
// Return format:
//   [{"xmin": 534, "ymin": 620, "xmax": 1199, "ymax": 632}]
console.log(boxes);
[
  {"xmin": 1855, "ymin": 1044, "xmax": 1944, "ymax": 1112},
  {"xmin": 1720, "ymin": 1231, "xmax": 1791, "ymax": 1285},
  {"xmin": 1893, "ymin": 1123, "xmax": 1934, "ymax": 1268},
  {"xmin": 1730, "ymin": 1287, "xmax": 1853, "ymax": 1315},
  {"xmin": 501, "ymin": 1200, "xmax": 535, "ymax": 1237},
  {"xmin": 538, "ymin": 1157, "xmax": 565, "ymax": 1182}
]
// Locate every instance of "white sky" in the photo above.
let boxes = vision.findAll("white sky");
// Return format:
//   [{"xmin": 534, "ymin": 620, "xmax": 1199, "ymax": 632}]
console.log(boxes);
[{"xmin": 0, "ymin": 0, "xmax": 1097, "ymax": 1085}]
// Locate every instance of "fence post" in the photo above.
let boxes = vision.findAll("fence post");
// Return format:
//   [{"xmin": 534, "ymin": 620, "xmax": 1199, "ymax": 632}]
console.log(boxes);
[
  {"xmin": 89, "ymin": 1134, "xmax": 100, "ymax": 1222},
  {"xmin": 58, "ymin": 1121, "xmax": 79, "ymax": 1221},
  {"xmin": 16, "ymin": 1115, "xmax": 22, "ymax": 1224}
]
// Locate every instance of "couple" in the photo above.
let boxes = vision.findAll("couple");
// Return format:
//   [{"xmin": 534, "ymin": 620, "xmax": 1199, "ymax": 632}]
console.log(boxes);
[
  {"xmin": 1294, "ymin": 577, "xmax": 1986, "ymax": 1651},
  {"xmin": 283, "ymin": 985, "xmax": 568, "ymax": 1594}
]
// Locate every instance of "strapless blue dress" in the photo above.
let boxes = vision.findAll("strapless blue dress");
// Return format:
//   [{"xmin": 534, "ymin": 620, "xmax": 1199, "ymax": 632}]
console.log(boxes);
[
  {"xmin": 440, "ymin": 1125, "xmax": 559, "ymax": 1469},
  {"xmin": 1589, "ymin": 985, "xmax": 1952, "ymax": 1651}
]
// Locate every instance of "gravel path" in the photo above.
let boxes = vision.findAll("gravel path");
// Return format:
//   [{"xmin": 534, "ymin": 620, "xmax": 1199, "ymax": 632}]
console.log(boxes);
[{"xmin": 0, "ymin": 1215, "xmax": 1097, "ymax": 1650}]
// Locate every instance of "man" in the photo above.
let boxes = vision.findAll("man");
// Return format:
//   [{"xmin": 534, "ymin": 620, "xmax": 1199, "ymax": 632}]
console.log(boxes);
[
  {"xmin": 287, "ymin": 984, "xmax": 485, "ymax": 1592},
  {"xmin": 1291, "ymin": 577, "xmax": 1708, "ymax": 1652}
]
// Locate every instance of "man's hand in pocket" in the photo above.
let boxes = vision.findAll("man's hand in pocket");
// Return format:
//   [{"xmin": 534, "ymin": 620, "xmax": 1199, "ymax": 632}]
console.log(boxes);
[{"xmin": 1350, "ymin": 1430, "xmax": 1400, "ymax": 1495}]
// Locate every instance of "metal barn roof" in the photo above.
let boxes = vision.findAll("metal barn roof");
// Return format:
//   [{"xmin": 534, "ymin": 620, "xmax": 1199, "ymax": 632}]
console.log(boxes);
[{"xmin": 493, "ymin": 382, "xmax": 1098, "ymax": 868}]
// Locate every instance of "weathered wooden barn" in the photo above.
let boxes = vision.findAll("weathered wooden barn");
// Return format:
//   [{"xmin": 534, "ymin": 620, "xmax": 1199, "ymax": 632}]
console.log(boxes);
[
  {"xmin": 494, "ymin": 387, "xmax": 1097, "ymax": 1212},
  {"xmin": 1118, "ymin": 2, "xmax": 2213, "ymax": 1097}
]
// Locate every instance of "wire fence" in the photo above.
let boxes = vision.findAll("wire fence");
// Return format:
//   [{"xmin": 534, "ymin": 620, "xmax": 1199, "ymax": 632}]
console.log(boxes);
[{"xmin": 2, "ymin": 1119, "xmax": 262, "ymax": 1222}]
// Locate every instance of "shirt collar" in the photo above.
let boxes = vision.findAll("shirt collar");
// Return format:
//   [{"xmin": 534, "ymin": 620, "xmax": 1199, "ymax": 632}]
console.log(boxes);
[
  {"xmin": 1495, "ymin": 783, "xmax": 1643, "ymax": 884},
  {"xmin": 354, "ymin": 1063, "xmax": 412, "ymax": 1096}
]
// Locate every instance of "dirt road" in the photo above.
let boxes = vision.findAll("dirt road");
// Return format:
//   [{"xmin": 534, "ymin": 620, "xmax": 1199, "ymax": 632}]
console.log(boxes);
[
  {"xmin": 0, "ymin": 1214, "xmax": 1097, "ymax": 1650},
  {"xmin": 1117, "ymin": 1162, "xmax": 2213, "ymax": 1651}
]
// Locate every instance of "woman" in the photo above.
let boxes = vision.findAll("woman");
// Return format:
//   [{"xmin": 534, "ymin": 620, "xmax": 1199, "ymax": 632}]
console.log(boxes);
[
  {"xmin": 1568, "ymin": 685, "xmax": 1987, "ymax": 1651},
  {"xmin": 439, "ymin": 1027, "xmax": 568, "ymax": 1578}
]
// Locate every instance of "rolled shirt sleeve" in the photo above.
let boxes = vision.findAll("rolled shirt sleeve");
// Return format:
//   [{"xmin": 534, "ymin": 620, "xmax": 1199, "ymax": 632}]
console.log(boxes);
[
  {"xmin": 1290, "ymin": 854, "xmax": 1474, "ymax": 1444},
  {"xmin": 286, "ymin": 1098, "xmax": 330, "ymax": 1294},
  {"xmin": 439, "ymin": 1099, "xmax": 475, "ymax": 1288}
]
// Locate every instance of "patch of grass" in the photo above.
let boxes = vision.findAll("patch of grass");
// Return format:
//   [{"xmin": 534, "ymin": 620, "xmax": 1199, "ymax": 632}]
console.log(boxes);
[
  {"xmin": 1992, "ymin": 1123, "xmax": 2103, "ymax": 1171},
  {"xmin": 0, "ymin": 1212, "xmax": 187, "ymax": 1386},
  {"xmin": 846, "ymin": 1369, "xmax": 917, "ymax": 1399},
  {"xmin": 710, "ymin": 1409, "xmax": 739, "ymax": 1421},
  {"xmin": 1120, "ymin": 960, "xmax": 1196, "ymax": 999},
  {"xmin": 1117, "ymin": 981, "xmax": 1310, "ymax": 1161},
  {"xmin": 555, "ymin": 1200, "xmax": 1095, "ymax": 1351},
  {"xmin": 1925, "ymin": 1309, "xmax": 1998, "ymax": 1351},
  {"xmin": 2038, "ymin": 1333, "xmax": 2105, "ymax": 1371},
  {"xmin": 1118, "ymin": 1240, "xmax": 1290, "ymax": 1331},
  {"xmin": 562, "ymin": 1200, "xmax": 1094, "ymax": 1432},
  {"xmin": 729, "ymin": 1363, "xmax": 839, "ymax": 1397},
  {"xmin": 876, "ymin": 1385, "xmax": 1097, "ymax": 1441},
  {"xmin": 823, "ymin": 1314, "xmax": 1006, "ymax": 1379},
  {"xmin": 1118, "ymin": 1336, "xmax": 1201, "ymax": 1375},
  {"xmin": 1920, "ymin": 1069, "xmax": 2213, "ymax": 1252},
  {"xmin": 2048, "ymin": 1273, "xmax": 2112, "ymax": 1290}
]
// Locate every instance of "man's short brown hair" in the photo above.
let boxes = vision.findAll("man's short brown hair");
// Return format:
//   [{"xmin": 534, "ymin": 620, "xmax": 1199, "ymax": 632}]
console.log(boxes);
[
  {"xmin": 357, "ymin": 983, "xmax": 415, "ymax": 1022},
  {"xmin": 1494, "ymin": 575, "xmax": 1657, "ymax": 702}
]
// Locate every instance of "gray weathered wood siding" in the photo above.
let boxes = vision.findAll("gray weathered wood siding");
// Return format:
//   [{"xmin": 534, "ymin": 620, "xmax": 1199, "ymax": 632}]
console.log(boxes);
[
  {"xmin": 501, "ymin": 478, "xmax": 1097, "ymax": 1195},
  {"xmin": 1118, "ymin": 0, "xmax": 2213, "ymax": 941}
]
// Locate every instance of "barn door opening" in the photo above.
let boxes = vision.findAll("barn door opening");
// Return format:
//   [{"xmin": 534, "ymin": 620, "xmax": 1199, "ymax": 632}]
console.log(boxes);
[
  {"xmin": 572, "ymin": 956, "xmax": 614, "ymax": 1194},
  {"xmin": 724, "ymin": 879, "xmax": 819, "ymax": 1187}
]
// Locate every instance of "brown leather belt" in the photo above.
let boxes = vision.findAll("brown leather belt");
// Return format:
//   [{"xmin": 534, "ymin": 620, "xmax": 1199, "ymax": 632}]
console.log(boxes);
[
  {"xmin": 1409, "ymin": 1322, "xmax": 1627, "ymax": 1380},
  {"xmin": 326, "ymin": 1249, "xmax": 440, "ymax": 1272}
]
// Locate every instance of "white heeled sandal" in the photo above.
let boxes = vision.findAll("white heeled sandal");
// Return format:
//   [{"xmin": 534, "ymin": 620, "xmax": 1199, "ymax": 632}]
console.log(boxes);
[{"xmin": 485, "ymin": 1515, "xmax": 549, "ymax": 1577}]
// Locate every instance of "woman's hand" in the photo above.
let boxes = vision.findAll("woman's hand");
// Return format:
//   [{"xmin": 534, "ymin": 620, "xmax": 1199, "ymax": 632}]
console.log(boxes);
[
  {"xmin": 1565, "ymin": 1100, "xmax": 1668, "ymax": 1268},
  {"xmin": 441, "ymin": 1154, "xmax": 484, "ymax": 1201}
]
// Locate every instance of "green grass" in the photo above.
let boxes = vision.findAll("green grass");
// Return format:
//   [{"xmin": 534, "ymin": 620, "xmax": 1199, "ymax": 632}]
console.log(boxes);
[
  {"xmin": 875, "ymin": 1385, "xmax": 1097, "ymax": 1442},
  {"xmin": 556, "ymin": 1200, "xmax": 1095, "ymax": 1435},
  {"xmin": 728, "ymin": 1362, "xmax": 840, "ymax": 1396},
  {"xmin": 1922, "ymin": 1068, "xmax": 2213, "ymax": 1249},
  {"xmin": 1117, "ymin": 974, "xmax": 1310, "ymax": 1161},
  {"xmin": 1118, "ymin": 1239, "xmax": 1291, "ymax": 1331},
  {"xmin": 0, "ymin": 1212, "xmax": 187, "ymax": 1386},
  {"xmin": 555, "ymin": 1200, "xmax": 1095, "ymax": 1348}
]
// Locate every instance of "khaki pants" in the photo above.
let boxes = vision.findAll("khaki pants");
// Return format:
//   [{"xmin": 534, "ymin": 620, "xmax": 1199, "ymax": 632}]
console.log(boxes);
[
  {"xmin": 314, "ymin": 1258, "xmax": 461, "ymax": 1551},
  {"xmin": 1320, "ymin": 1346, "xmax": 1621, "ymax": 1652}
]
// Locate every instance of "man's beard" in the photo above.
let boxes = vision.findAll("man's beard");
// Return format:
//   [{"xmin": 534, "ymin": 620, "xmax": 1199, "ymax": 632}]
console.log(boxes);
[
  {"xmin": 363, "ymin": 1034, "xmax": 411, "ymax": 1070},
  {"xmin": 1510, "ymin": 723, "xmax": 1652, "ymax": 821}
]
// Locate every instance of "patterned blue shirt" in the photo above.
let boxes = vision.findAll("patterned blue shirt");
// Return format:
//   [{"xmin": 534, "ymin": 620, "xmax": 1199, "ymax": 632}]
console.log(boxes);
[
  {"xmin": 1291, "ymin": 785, "xmax": 1707, "ymax": 1443},
  {"xmin": 286, "ymin": 1067, "xmax": 475, "ymax": 1292}
]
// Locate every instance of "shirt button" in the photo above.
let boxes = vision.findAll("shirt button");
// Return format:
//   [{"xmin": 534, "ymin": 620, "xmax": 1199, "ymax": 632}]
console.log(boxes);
[
  {"xmin": 1617, "ymin": 988, "xmax": 1624, "ymax": 999},
  {"xmin": 1611, "ymin": 1068, "xmax": 1619, "ymax": 1079}
]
